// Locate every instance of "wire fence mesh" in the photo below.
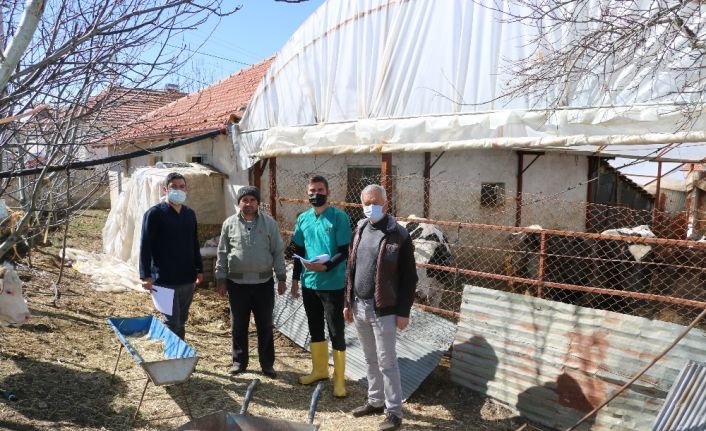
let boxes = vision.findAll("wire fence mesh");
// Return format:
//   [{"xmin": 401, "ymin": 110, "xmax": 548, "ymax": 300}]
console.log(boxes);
[{"xmin": 260, "ymin": 165, "xmax": 706, "ymax": 325}]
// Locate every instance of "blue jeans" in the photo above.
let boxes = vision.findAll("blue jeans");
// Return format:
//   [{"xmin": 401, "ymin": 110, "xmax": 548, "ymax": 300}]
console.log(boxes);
[{"xmin": 353, "ymin": 298, "xmax": 403, "ymax": 418}]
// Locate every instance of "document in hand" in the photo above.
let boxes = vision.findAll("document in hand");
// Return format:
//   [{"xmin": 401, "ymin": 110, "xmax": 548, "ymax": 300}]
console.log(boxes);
[
  {"xmin": 151, "ymin": 285, "xmax": 174, "ymax": 316},
  {"xmin": 293, "ymin": 253, "xmax": 331, "ymax": 265}
]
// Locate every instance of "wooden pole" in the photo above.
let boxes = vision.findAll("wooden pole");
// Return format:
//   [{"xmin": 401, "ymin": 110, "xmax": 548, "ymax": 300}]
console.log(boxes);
[
  {"xmin": 537, "ymin": 232, "xmax": 546, "ymax": 298},
  {"xmin": 652, "ymin": 161, "xmax": 663, "ymax": 228},
  {"xmin": 381, "ymin": 153, "xmax": 393, "ymax": 214}
]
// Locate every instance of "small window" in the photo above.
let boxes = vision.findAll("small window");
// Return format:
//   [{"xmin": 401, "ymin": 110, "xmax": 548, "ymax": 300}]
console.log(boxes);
[
  {"xmin": 190, "ymin": 155, "xmax": 206, "ymax": 164},
  {"xmin": 480, "ymin": 183, "xmax": 505, "ymax": 208},
  {"xmin": 152, "ymin": 155, "xmax": 163, "ymax": 165}
]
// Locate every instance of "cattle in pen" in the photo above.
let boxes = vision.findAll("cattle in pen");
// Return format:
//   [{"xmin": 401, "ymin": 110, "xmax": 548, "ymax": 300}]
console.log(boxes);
[{"xmin": 399, "ymin": 217, "xmax": 454, "ymax": 308}]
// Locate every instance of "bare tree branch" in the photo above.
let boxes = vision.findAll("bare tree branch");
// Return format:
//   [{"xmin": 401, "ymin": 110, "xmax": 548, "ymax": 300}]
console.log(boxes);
[
  {"xmin": 0, "ymin": 0, "xmax": 45, "ymax": 93},
  {"xmin": 0, "ymin": 0, "xmax": 241, "ymax": 260},
  {"xmin": 494, "ymin": 0, "xmax": 706, "ymax": 124}
]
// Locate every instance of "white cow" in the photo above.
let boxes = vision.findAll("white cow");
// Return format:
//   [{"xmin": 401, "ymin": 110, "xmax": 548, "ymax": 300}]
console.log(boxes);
[
  {"xmin": 399, "ymin": 216, "xmax": 454, "ymax": 308},
  {"xmin": 0, "ymin": 262, "xmax": 31, "ymax": 326}
]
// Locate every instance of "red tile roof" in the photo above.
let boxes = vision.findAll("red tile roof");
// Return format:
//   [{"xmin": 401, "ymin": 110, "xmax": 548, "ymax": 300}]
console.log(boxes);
[
  {"xmin": 681, "ymin": 163, "xmax": 704, "ymax": 172},
  {"xmin": 101, "ymin": 57, "xmax": 274, "ymax": 146},
  {"xmin": 87, "ymin": 86, "xmax": 186, "ymax": 128}
]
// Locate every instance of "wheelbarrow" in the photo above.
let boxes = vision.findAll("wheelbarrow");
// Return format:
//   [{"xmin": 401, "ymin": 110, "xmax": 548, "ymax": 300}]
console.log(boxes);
[
  {"xmin": 106, "ymin": 316, "xmax": 199, "ymax": 422},
  {"xmin": 178, "ymin": 379, "xmax": 324, "ymax": 431}
]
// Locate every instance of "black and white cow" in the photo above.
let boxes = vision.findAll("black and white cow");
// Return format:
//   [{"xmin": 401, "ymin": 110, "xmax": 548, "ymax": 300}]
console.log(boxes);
[
  {"xmin": 507, "ymin": 224, "xmax": 658, "ymax": 308},
  {"xmin": 399, "ymin": 216, "xmax": 454, "ymax": 307},
  {"xmin": 591, "ymin": 225, "xmax": 656, "ymax": 309}
]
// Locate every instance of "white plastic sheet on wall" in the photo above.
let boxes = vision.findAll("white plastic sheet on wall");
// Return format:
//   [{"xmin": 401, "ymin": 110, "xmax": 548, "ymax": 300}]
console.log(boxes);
[
  {"xmin": 102, "ymin": 164, "xmax": 225, "ymax": 270},
  {"xmin": 234, "ymin": 0, "xmax": 706, "ymax": 169}
]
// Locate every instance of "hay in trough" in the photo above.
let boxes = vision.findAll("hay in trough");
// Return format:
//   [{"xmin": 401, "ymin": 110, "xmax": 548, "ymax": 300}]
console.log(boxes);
[{"xmin": 125, "ymin": 332, "xmax": 166, "ymax": 362}]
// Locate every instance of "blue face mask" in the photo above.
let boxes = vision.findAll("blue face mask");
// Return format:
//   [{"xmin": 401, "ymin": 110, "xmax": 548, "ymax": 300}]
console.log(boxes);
[
  {"xmin": 363, "ymin": 204, "xmax": 385, "ymax": 223},
  {"xmin": 167, "ymin": 189, "xmax": 187, "ymax": 205}
]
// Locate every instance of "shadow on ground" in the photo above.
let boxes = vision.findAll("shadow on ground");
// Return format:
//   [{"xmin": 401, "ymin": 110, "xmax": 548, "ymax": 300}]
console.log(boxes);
[{"xmin": 0, "ymin": 357, "xmax": 131, "ymax": 430}]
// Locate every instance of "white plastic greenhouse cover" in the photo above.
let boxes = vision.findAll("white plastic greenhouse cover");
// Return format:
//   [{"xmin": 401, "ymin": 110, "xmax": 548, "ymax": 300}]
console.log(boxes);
[
  {"xmin": 102, "ymin": 164, "xmax": 225, "ymax": 270},
  {"xmin": 234, "ymin": 0, "xmax": 706, "ymax": 169}
]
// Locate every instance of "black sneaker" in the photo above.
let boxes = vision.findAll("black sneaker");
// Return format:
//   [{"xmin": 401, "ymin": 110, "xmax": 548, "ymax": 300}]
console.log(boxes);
[
  {"xmin": 261, "ymin": 367, "xmax": 277, "ymax": 378},
  {"xmin": 351, "ymin": 403, "xmax": 385, "ymax": 417},
  {"xmin": 229, "ymin": 364, "xmax": 246, "ymax": 375},
  {"xmin": 378, "ymin": 413, "xmax": 402, "ymax": 431}
]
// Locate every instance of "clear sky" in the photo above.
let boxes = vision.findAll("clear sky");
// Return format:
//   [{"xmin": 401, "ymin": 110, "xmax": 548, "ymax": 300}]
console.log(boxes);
[{"xmin": 174, "ymin": 0, "xmax": 325, "ymax": 89}]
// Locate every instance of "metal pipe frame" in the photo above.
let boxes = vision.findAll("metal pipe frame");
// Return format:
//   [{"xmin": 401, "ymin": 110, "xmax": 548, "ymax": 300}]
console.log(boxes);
[
  {"xmin": 418, "ymin": 262, "xmax": 706, "ymax": 309},
  {"xmin": 275, "ymin": 202, "xmax": 706, "ymax": 310}
]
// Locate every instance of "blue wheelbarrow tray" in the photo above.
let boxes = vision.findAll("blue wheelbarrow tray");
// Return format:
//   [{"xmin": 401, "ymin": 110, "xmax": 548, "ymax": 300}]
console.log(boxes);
[{"xmin": 107, "ymin": 316, "xmax": 199, "ymax": 385}]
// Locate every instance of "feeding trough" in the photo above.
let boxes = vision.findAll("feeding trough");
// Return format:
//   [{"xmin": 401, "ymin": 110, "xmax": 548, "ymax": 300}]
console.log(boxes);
[
  {"xmin": 178, "ymin": 379, "xmax": 323, "ymax": 431},
  {"xmin": 107, "ymin": 316, "xmax": 199, "ymax": 421}
]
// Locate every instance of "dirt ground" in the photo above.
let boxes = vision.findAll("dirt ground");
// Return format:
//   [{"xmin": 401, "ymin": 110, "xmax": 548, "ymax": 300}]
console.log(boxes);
[{"xmin": 0, "ymin": 210, "xmax": 531, "ymax": 431}]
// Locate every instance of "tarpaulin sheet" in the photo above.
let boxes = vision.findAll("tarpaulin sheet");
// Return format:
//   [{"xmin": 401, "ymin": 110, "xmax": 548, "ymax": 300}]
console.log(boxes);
[{"xmin": 234, "ymin": 0, "xmax": 706, "ymax": 168}]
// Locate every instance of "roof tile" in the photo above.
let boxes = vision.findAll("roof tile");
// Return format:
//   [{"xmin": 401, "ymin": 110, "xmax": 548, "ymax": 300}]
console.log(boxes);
[
  {"xmin": 104, "ymin": 57, "xmax": 273, "ymax": 145},
  {"xmin": 87, "ymin": 87, "xmax": 186, "ymax": 127}
]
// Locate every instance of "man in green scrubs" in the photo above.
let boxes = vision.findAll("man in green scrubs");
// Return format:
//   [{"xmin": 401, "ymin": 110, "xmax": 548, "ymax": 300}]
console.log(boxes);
[{"xmin": 291, "ymin": 175, "xmax": 352, "ymax": 397}]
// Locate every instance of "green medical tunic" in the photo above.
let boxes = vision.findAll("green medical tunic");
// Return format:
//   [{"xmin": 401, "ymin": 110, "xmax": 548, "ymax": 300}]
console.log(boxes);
[{"xmin": 292, "ymin": 206, "xmax": 352, "ymax": 291}]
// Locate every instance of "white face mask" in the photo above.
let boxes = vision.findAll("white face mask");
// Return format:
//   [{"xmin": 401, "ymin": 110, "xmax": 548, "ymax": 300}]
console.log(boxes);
[
  {"xmin": 167, "ymin": 189, "xmax": 187, "ymax": 205},
  {"xmin": 363, "ymin": 204, "xmax": 385, "ymax": 223}
]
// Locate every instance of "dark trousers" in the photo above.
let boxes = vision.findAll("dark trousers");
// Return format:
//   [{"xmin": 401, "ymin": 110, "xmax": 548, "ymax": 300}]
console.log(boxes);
[
  {"xmin": 162, "ymin": 283, "xmax": 194, "ymax": 340},
  {"xmin": 227, "ymin": 278, "xmax": 275, "ymax": 370},
  {"xmin": 302, "ymin": 287, "xmax": 346, "ymax": 351}
]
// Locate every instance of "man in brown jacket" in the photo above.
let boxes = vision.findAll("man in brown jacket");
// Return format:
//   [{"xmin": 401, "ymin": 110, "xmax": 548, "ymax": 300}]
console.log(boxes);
[{"xmin": 343, "ymin": 184, "xmax": 417, "ymax": 431}]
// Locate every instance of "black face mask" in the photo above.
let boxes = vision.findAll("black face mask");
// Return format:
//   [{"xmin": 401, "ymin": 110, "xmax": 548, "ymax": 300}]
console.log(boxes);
[{"xmin": 308, "ymin": 193, "xmax": 327, "ymax": 207}]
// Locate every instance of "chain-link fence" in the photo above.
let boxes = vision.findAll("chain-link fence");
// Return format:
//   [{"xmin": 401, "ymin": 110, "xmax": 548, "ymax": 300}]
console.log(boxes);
[{"xmin": 260, "ymin": 165, "xmax": 706, "ymax": 325}]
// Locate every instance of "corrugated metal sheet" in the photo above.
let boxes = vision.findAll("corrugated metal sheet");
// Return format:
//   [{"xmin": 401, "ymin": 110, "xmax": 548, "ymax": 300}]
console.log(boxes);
[
  {"xmin": 273, "ymin": 292, "xmax": 456, "ymax": 401},
  {"xmin": 451, "ymin": 285, "xmax": 706, "ymax": 431},
  {"xmin": 653, "ymin": 360, "xmax": 706, "ymax": 431}
]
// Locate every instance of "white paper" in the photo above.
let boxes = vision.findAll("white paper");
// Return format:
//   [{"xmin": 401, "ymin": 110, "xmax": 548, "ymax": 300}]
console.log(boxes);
[
  {"xmin": 293, "ymin": 253, "xmax": 330, "ymax": 264},
  {"xmin": 151, "ymin": 285, "xmax": 174, "ymax": 316}
]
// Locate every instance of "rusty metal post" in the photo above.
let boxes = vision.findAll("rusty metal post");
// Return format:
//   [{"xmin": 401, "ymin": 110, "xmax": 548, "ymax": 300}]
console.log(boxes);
[
  {"xmin": 586, "ymin": 157, "xmax": 598, "ymax": 232},
  {"xmin": 537, "ymin": 231, "xmax": 547, "ymax": 298},
  {"xmin": 516, "ymin": 152, "xmax": 524, "ymax": 227},
  {"xmin": 652, "ymin": 161, "xmax": 663, "ymax": 227},
  {"xmin": 423, "ymin": 152, "xmax": 431, "ymax": 218},
  {"xmin": 697, "ymin": 174, "xmax": 706, "ymax": 233},
  {"xmin": 381, "ymin": 153, "xmax": 393, "ymax": 214},
  {"xmin": 269, "ymin": 157, "xmax": 277, "ymax": 219},
  {"xmin": 655, "ymin": 162, "xmax": 662, "ymax": 211}
]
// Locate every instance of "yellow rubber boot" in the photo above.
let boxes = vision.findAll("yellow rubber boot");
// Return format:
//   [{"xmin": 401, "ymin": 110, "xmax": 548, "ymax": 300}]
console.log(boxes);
[
  {"xmin": 299, "ymin": 341, "xmax": 329, "ymax": 385},
  {"xmin": 332, "ymin": 349, "xmax": 346, "ymax": 398}
]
